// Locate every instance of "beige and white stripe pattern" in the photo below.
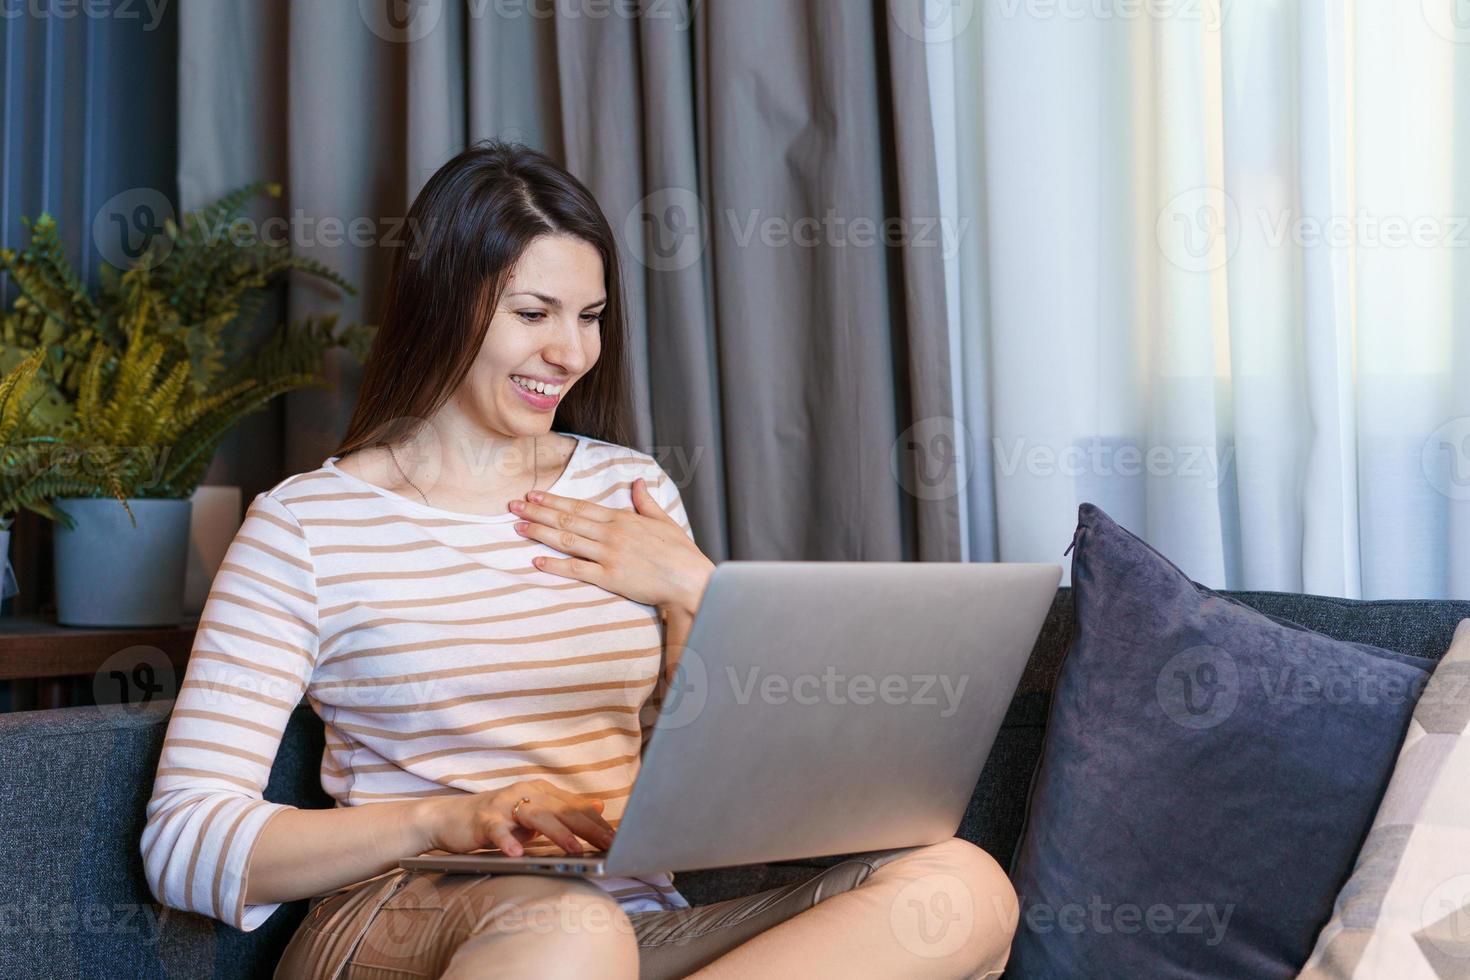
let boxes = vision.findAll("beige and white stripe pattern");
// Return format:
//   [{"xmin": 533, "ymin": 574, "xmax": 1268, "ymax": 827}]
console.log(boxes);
[
  {"xmin": 141, "ymin": 433, "xmax": 694, "ymax": 931},
  {"xmin": 1299, "ymin": 619, "xmax": 1470, "ymax": 979}
]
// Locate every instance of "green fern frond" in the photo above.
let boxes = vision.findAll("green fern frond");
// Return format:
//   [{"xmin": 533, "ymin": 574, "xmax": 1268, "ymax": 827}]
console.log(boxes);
[{"xmin": 0, "ymin": 348, "xmax": 46, "ymax": 446}]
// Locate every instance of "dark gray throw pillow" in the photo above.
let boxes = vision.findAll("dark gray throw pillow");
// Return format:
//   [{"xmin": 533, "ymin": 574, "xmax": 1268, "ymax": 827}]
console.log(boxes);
[{"xmin": 1006, "ymin": 504, "xmax": 1439, "ymax": 979}]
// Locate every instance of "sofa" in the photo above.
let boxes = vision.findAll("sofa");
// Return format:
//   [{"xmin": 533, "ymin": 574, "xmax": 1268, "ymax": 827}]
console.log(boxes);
[{"xmin": 2, "ymin": 588, "xmax": 1466, "ymax": 979}]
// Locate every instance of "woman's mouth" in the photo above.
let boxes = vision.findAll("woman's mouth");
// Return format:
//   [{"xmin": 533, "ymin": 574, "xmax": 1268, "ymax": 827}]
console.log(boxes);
[{"xmin": 510, "ymin": 374, "xmax": 563, "ymax": 411}]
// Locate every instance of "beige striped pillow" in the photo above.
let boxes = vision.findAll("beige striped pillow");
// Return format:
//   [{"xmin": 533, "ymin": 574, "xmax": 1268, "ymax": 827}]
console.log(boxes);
[{"xmin": 1298, "ymin": 619, "xmax": 1470, "ymax": 979}]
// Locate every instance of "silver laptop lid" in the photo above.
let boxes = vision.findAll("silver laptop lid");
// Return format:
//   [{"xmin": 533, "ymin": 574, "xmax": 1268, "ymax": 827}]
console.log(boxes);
[{"xmin": 604, "ymin": 561, "xmax": 1061, "ymax": 877}]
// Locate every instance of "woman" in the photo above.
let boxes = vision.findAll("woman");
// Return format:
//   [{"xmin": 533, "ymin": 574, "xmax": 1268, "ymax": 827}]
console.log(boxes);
[{"xmin": 141, "ymin": 141, "xmax": 1018, "ymax": 979}]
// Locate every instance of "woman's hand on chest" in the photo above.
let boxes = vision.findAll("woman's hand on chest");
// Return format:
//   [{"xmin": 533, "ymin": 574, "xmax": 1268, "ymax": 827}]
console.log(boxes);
[{"xmin": 507, "ymin": 479, "xmax": 714, "ymax": 618}]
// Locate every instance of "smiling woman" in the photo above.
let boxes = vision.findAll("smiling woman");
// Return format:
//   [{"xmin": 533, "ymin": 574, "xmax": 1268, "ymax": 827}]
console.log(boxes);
[
  {"xmin": 334, "ymin": 142, "xmax": 635, "ymax": 464},
  {"xmin": 139, "ymin": 142, "xmax": 1018, "ymax": 980}
]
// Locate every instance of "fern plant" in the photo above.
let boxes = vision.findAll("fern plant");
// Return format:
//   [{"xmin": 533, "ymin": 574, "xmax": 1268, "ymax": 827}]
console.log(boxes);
[
  {"xmin": 0, "ymin": 183, "xmax": 375, "ymax": 526},
  {"xmin": 30, "ymin": 322, "xmax": 326, "ymax": 529},
  {"xmin": 0, "ymin": 349, "xmax": 62, "ymax": 529}
]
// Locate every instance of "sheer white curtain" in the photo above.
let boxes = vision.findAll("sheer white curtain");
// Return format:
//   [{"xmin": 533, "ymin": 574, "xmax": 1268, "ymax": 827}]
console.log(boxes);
[{"xmin": 926, "ymin": 0, "xmax": 1470, "ymax": 598}]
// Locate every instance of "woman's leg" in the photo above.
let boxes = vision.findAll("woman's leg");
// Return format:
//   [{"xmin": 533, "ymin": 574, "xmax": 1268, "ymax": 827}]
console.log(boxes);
[
  {"xmin": 274, "ymin": 870, "xmax": 640, "ymax": 980},
  {"xmin": 438, "ymin": 874, "xmax": 639, "ymax": 980},
  {"xmin": 688, "ymin": 838, "xmax": 1018, "ymax": 980}
]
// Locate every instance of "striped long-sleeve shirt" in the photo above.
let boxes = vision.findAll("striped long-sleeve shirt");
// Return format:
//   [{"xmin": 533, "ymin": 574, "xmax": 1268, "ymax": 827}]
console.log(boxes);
[{"xmin": 141, "ymin": 432, "xmax": 695, "ymax": 931}]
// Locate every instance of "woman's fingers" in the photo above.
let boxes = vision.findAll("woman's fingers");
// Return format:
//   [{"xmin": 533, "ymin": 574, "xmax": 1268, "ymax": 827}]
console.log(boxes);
[
  {"xmin": 524, "ymin": 490, "xmax": 616, "ymax": 519},
  {"xmin": 513, "ymin": 519, "xmax": 609, "ymax": 563},
  {"xmin": 509, "ymin": 798, "xmax": 588, "ymax": 856},
  {"xmin": 551, "ymin": 809, "xmax": 616, "ymax": 852},
  {"xmin": 631, "ymin": 477, "xmax": 676, "ymax": 523},
  {"xmin": 541, "ymin": 787, "xmax": 617, "ymax": 847},
  {"xmin": 508, "ymin": 502, "xmax": 605, "ymax": 540},
  {"xmin": 528, "ymin": 553, "xmax": 609, "ymax": 587},
  {"xmin": 483, "ymin": 816, "xmax": 533, "ymax": 857}
]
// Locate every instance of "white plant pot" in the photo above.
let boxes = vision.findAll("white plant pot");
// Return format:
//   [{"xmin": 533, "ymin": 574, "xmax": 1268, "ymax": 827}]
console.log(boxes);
[{"xmin": 52, "ymin": 498, "xmax": 193, "ymax": 627}]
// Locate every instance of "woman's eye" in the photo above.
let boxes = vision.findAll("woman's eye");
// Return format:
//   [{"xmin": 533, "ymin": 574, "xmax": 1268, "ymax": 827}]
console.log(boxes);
[
  {"xmin": 517, "ymin": 310, "xmax": 547, "ymax": 323},
  {"xmin": 582, "ymin": 312, "xmax": 604, "ymax": 325}
]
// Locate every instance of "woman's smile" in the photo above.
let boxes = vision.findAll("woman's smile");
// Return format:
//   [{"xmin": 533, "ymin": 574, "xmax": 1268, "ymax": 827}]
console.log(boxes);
[{"xmin": 510, "ymin": 373, "xmax": 565, "ymax": 411}]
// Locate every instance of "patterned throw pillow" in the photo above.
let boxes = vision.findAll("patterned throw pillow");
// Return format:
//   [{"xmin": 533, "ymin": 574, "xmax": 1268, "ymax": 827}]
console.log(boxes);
[{"xmin": 1299, "ymin": 619, "xmax": 1470, "ymax": 979}]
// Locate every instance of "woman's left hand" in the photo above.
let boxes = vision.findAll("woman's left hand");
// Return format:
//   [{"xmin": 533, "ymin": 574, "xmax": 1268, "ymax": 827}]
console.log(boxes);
[{"xmin": 508, "ymin": 478, "xmax": 714, "ymax": 616}]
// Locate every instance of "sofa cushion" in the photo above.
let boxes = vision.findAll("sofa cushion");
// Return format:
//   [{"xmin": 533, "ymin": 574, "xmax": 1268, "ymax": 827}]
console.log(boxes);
[
  {"xmin": 1299, "ymin": 619, "xmax": 1470, "ymax": 978},
  {"xmin": 1006, "ymin": 504, "xmax": 1441, "ymax": 979},
  {"xmin": 0, "ymin": 701, "xmax": 330, "ymax": 980}
]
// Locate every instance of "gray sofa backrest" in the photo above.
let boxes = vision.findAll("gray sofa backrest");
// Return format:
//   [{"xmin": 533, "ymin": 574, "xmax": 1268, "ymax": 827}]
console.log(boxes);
[
  {"xmin": 0, "ymin": 699, "xmax": 331, "ymax": 979},
  {"xmin": 1, "ymin": 588, "xmax": 1465, "ymax": 979}
]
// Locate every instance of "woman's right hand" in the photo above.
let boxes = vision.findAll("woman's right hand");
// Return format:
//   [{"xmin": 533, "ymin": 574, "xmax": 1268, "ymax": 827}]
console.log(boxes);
[{"xmin": 421, "ymin": 779, "xmax": 617, "ymax": 857}]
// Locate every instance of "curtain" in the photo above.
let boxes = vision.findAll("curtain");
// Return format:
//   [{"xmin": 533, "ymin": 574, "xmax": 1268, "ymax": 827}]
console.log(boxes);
[
  {"xmin": 179, "ymin": 0, "xmax": 962, "ymax": 563},
  {"xmin": 928, "ymin": 0, "xmax": 1470, "ymax": 598}
]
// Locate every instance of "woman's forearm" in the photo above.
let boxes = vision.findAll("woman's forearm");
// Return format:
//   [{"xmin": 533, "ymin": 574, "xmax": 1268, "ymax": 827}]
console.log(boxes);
[{"xmin": 243, "ymin": 797, "xmax": 438, "ymax": 905}]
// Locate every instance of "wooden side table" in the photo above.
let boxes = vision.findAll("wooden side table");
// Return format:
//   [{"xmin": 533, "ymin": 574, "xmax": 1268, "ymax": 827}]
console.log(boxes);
[{"xmin": 0, "ymin": 615, "xmax": 197, "ymax": 711}]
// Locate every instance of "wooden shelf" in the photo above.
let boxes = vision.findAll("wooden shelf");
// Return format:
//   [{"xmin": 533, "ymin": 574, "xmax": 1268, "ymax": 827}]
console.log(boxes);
[{"xmin": 0, "ymin": 614, "xmax": 198, "ymax": 682}]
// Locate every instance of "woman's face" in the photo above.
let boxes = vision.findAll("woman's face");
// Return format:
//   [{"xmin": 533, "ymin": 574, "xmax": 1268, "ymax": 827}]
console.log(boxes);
[{"xmin": 454, "ymin": 232, "xmax": 605, "ymax": 440}]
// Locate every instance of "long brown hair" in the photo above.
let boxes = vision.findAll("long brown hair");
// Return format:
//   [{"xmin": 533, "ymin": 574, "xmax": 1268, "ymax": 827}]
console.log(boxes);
[{"xmin": 335, "ymin": 141, "xmax": 635, "ymax": 458}]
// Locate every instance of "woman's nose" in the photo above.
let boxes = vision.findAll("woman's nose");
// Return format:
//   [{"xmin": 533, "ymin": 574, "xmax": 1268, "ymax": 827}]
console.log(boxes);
[{"xmin": 542, "ymin": 327, "xmax": 590, "ymax": 374}]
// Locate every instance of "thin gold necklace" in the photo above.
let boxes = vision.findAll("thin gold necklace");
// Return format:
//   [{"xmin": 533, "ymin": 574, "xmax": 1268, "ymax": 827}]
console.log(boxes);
[{"xmin": 389, "ymin": 435, "xmax": 537, "ymax": 507}]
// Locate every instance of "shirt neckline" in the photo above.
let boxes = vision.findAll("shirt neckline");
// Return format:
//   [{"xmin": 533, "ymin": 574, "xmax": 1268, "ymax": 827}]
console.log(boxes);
[{"xmin": 321, "ymin": 431, "xmax": 588, "ymax": 524}]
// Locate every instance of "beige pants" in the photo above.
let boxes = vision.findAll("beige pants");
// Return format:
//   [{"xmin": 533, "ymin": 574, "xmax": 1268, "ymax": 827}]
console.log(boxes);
[{"xmin": 273, "ymin": 840, "xmax": 1016, "ymax": 979}]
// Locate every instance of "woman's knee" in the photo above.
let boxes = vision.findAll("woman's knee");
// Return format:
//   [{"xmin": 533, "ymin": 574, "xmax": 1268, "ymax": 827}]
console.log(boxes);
[
  {"xmin": 443, "ymin": 876, "xmax": 640, "ymax": 979},
  {"xmin": 872, "ymin": 837, "xmax": 1019, "ymax": 975}
]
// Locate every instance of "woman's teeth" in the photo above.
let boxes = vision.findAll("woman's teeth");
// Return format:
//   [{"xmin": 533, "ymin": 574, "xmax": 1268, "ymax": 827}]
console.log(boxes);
[{"xmin": 511, "ymin": 375, "xmax": 562, "ymax": 396}]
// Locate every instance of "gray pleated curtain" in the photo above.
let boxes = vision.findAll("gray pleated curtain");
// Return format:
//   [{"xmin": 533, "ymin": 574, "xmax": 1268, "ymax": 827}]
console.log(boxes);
[{"xmin": 182, "ymin": 0, "xmax": 962, "ymax": 562}]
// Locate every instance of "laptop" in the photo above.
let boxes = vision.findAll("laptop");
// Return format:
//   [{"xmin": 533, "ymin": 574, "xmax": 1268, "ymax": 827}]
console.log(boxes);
[{"xmin": 400, "ymin": 560, "xmax": 1062, "ymax": 879}]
